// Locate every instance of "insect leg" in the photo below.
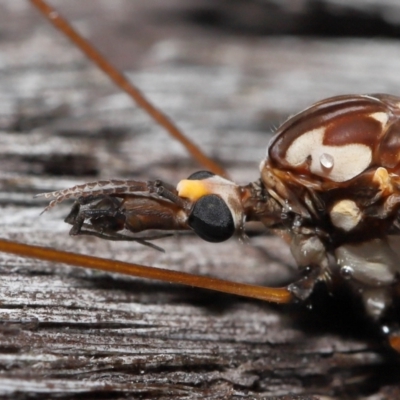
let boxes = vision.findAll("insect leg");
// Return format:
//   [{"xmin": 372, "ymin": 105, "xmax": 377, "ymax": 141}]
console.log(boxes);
[
  {"xmin": 0, "ymin": 239, "xmax": 293, "ymax": 304},
  {"xmin": 29, "ymin": 0, "xmax": 227, "ymax": 177},
  {"xmin": 70, "ymin": 227, "xmax": 169, "ymax": 252},
  {"xmin": 388, "ymin": 329, "xmax": 400, "ymax": 353},
  {"xmin": 64, "ymin": 195, "xmax": 123, "ymax": 235},
  {"xmin": 148, "ymin": 180, "xmax": 186, "ymax": 208},
  {"xmin": 288, "ymin": 265, "xmax": 322, "ymax": 301}
]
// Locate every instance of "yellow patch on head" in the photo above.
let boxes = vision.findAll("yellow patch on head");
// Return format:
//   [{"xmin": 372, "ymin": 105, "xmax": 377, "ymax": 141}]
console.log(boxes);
[{"xmin": 177, "ymin": 180, "xmax": 211, "ymax": 201}]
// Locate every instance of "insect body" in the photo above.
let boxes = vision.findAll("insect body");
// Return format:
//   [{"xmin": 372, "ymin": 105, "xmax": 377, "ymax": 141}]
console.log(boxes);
[
  {"xmin": 263, "ymin": 94, "xmax": 400, "ymax": 320},
  {"xmin": 38, "ymin": 93, "xmax": 400, "ymax": 348}
]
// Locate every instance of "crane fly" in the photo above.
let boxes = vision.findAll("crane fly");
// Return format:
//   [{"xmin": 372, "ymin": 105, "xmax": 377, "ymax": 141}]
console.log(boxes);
[{"xmin": 1, "ymin": 0, "xmax": 400, "ymax": 357}]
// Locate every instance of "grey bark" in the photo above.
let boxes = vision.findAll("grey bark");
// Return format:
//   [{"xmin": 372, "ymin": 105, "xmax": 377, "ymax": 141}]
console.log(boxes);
[{"xmin": 0, "ymin": 1, "xmax": 400, "ymax": 398}]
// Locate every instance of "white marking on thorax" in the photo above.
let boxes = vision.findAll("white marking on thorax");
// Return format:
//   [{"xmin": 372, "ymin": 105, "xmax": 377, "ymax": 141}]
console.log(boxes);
[
  {"xmin": 285, "ymin": 127, "xmax": 372, "ymax": 182},
  {"xmin": 369, "ymin": 112, "xmax": 389, "ymax": 126},
  {"xmin": 330, "ymin": 199, "xmax": 361, "ymax": 231}
]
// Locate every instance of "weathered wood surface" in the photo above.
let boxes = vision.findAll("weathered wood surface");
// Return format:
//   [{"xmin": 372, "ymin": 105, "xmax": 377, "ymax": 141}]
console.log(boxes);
[{"xmin": 1, "ymin": 1, "xmax": 400, "ymax": 399}]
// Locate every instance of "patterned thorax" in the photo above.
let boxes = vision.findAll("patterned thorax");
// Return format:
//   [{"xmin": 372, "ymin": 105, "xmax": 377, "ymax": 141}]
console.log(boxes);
[
  {"xmin": 267, "ymin": 94, "xmax": 400, "ymax": 183},
  {"xmin": 258, "ymin": 94, "xmax": 400, "ymax": 318}
]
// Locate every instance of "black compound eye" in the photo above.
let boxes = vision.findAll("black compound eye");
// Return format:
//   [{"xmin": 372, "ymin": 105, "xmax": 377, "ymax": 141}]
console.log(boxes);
[
  {"xmin": 187, "ymin": 170, "xmax": 215, "ymax": 180},
  {"xmin": 188, "ymin": 194, "xmax": 235, "ymax": 243}
]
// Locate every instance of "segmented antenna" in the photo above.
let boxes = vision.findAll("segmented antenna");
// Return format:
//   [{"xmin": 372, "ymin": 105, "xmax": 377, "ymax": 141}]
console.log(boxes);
[{"xmin": 35, "ymin": 179, "xmax": 149, "ymax": 212}]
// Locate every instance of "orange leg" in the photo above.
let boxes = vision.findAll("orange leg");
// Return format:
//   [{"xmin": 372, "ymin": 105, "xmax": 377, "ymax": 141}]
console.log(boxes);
[
  {"xmin": 388, "ymin": 334, "xmax": 400, "ymax": 353},
  {"xmin": 29, "ymin": 0, "xmax": 227, "ymax": 178},
  {"xmin": 0, "ymin": 238, "xmax": 293, "ymax": 304}
]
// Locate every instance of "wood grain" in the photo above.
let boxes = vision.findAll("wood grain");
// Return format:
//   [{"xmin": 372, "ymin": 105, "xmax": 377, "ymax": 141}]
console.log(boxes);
[{"xmin": 0, "ymin": 1, "xmax": 400, "ymax": 398}]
